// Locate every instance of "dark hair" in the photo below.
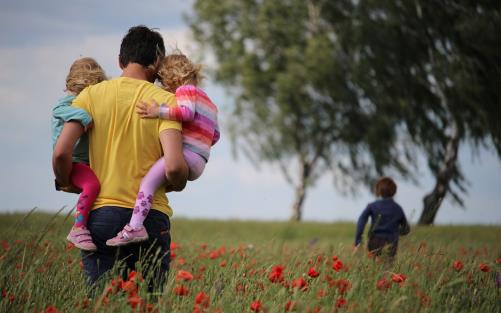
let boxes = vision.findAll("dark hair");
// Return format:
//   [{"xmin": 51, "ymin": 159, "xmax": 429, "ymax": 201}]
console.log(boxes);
[
  {"xmin": 375, "ymin": 176, "xmax": 397, "ymax": 198},
  {"xmin": 119, "ymin": 25, "xmax": 165, "ymax": 68}
]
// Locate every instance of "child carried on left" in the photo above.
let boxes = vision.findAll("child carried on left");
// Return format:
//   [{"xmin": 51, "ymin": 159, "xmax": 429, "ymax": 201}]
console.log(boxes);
[{"xmin": 52, "ymin": 57, "xmax": 106, "ymax": 251}]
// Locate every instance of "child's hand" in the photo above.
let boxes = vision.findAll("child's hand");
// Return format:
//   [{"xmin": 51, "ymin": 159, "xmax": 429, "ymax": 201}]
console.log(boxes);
[
  {"xmin": 136, "ymin": 100, "xmax": 160, "ymax": 119},
  {"xmin": 352, "ymin": 244, "xmax": 360, "ymax": 254}
]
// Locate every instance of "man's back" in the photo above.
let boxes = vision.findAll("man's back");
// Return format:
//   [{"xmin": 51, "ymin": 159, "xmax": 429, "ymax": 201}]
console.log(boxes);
[{"xmin": 73, "ymin": 77, "xmax": 180, "ymax": 215}]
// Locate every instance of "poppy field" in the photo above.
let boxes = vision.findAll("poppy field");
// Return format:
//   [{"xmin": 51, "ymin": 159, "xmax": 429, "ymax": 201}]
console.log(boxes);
[{"xmin": 0, "ymin": 211, "xmax": 500, "ymax": 312}]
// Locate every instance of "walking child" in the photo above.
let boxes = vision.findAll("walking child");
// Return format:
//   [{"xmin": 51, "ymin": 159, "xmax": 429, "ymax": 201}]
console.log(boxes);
[
  {"xmin": 354, "ymin": 176, "xmax": 410, "ymax": 259},
  {"xmin": 52, "ymin": 57, "xmax": 106, "ymax": 251},
  {"xmin": 106, "ymin": 53, "xmax": 220, "ymax": 246}
]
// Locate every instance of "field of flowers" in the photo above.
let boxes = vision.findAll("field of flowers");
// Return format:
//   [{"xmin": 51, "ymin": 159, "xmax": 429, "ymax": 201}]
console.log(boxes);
[{"xmin": 0, "ymin": 211, "xmax": 500, "ymax": 313}]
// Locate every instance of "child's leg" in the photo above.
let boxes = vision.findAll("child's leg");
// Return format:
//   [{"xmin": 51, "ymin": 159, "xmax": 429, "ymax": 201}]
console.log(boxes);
[
  {"xmin": 106, "ymin": 158, "xmax": 165, "ymax": 247},
  {"xmin": 184, "ymin": 149, "xmax": 206, "ymax": 181},
  {"xmin": 70, "ymin": 163, "xmax": 100, "ymax": 229},
  {"xmin": 129, "ymin": 158, "xmax": 166, "ymax": 229},
  {"xmin": 67, "ymin": 163, "xmax": 100, "ymax": 251}
]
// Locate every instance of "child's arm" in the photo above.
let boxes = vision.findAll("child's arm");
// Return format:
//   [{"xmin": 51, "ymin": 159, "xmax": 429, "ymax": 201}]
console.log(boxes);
[
  {"xmin": 136, "ymin": 85, "xmax": 197, "ymax": 122},
  {"xmin": 354, "ymin": 205, "xmax": 371, "ymax": 246},
  {"xmin": 399, "ymin": 213, "xmax": 411, "ymax": 236},
  {"xmin": 53, "ymin": 100, "xmax": 92, "ymax": 131}
]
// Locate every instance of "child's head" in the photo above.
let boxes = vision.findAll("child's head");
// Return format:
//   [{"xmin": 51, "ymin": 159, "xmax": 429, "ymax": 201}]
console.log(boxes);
[
  {"xmin": 65, "ymin": 57, "xmax": 106, "ymax": 95},
  {"xmin": 157, "ymin": 53, "xmax": 202, "ymax": 93},
  {"xmin": 374, "ymin": 176, "xmax": 397, "ymax": 198}
]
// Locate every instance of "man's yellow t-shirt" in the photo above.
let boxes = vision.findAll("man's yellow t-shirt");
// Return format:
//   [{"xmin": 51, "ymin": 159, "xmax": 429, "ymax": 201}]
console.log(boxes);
[{"xmin": 72, "ymin": 77, "xmax": 181, "ymax": 216}]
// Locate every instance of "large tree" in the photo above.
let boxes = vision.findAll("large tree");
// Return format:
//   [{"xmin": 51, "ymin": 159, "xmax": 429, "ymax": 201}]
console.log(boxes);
[
  {"xmin": 188, "ymin": 0, "xmax": 412, "ymax": 221},
  {"xmin": 348, "ymin": 1, "xmax": 501, "ymax": 224}
]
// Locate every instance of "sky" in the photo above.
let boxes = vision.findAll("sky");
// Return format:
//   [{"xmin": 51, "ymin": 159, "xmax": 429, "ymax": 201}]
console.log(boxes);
[{"xmin": 1, "ymin": 0, "xmax": 500, "ymax": 225}]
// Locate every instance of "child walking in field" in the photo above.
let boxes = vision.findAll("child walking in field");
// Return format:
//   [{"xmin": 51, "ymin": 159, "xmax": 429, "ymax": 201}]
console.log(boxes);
[
  {"xmin": 106, "ymin": 53, "xmax": 220, "ymax": 246},
  {"xmin": 52, "ymin": 57, "xmax": 106, "ymax": 251},
  {"xmin": 354, "ymin": 176, "xmax": 410, "ymax": 259}
]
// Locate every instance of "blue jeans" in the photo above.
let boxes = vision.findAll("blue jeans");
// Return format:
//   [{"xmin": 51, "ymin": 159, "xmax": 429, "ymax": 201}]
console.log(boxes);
[{"xmin": 81, "ymin": 206, "xmax": 171, "ymax": 292}]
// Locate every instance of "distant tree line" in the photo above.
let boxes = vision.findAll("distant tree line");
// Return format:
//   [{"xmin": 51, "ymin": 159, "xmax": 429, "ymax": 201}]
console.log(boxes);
[{"xmin": 188, "ymin": 0, "xmax": 501, "ymax": 224}]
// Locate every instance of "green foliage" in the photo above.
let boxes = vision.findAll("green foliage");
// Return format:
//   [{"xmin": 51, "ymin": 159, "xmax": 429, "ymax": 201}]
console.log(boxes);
[{"xmin": 0, "ymin": 212, "xmax": 500, "ymax": 312}]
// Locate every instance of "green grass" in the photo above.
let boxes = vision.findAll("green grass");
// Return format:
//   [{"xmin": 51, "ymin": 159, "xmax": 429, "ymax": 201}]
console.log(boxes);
[{"xmin": 0, "ymin": 211, "xmax": 500, "ymax": 312}]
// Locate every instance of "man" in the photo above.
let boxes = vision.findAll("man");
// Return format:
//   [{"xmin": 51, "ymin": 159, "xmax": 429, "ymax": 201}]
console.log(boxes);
[{"xmin": 53, "ymin": 25, "xmax": 188, "ymax": 291}]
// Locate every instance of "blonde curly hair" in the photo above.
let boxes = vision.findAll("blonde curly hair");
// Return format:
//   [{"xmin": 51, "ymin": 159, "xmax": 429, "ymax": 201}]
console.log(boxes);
[
  {"xmin": 65, "ymin": 57, "xmax": 107, "ymax": 95},
  {"xmin": 158, "ymin": 53, "xmax": 202, "ymax": 93}
]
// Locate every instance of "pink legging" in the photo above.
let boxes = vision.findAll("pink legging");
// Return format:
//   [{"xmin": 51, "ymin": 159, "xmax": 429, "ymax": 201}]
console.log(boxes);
[
  {"xmin": 129, "ymin": 149, "xmax": 205, "ymax": 229},
  {"xmin": 70, "ymin": 162, "xmax": 100, "ymax": 228}
]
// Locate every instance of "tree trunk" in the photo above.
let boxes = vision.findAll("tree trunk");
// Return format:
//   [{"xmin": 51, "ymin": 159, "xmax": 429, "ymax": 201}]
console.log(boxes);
[
  {"xmin": 418, "ymin": 123, "xmax": 460, "ymax": 225},
  {"xmin": 290, "ymin": 162, "xmax": 310, "ymax": 222}
]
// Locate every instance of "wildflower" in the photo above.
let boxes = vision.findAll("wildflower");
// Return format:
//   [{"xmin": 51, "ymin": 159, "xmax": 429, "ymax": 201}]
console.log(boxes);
[
  {"xmin": 268, "ymin": 265, "xmax": 285, "ymax": 283},
  {"xmin": 336, "ymin": 297, "xmax": 347, "ymax": 308},
  {"xmin": 332, "ymin": 255, "xmax": 338, "ymax": 261},
  {"xmin": 337, "ymin": 279, "xmax": 351, "ymax": 295},
  {"xmin": 128, "ymin": 294, "xmax": 142, "ymax": 309},
  {"xmin": 392, "ymin": 273, "xmax": 407, "ymax": 283},
  {"xmin": 122, "ymin": 281, "xmax": 137, "ymax": 294},
  {"xmin": 1, "ymin": 240, "xmax": 10, "ymax": 251},
  {"xmin": 285, "ymin": 300, "xmax": 296, "ymax": 312},
  {"xmin": 174, "ymin": 284, "xmax": 189, "ymax": 296},
  {"xmin": 219, "ymin": 260, "xmax": 227, "ymax": 267},
  {"xmin": 291, "ymin": 277, "xmax": 308, "ymax": 291},
  {"xmin": 376, "ymin": 277, "xmax": 391, "ymax": 291},
  {"xmin": 308, "ymin": 267, "xmax": 320, "ymax": 278},
  {"xmin": 250, "ymin": 300, "xmax": 262, "ymax": 312},
  {"xmin": 453, "ymin": 260, "xmax": 463, "ymax": 271},
  {"xmin": 176, "ymin": 270, "xmax": 194, "ymax": 282},
  {"xmin": 194, "ymin": 291, "xmax": 210, "ymax": 308},
  {"xmin": 45, "ymin": 306, "xmax": 57, "ymax": 313},
  {"xmin": 178, "ymin": 258, "xmax": 186, "ymax": 265},
  {"xmin": 332, "ymin": 260, "xmax": 343, "ymax": 272},
  {"xmin": 65, "ymin": 242, "xmax": 75, "ymax": 251},
  {"xmin": 479, "ymin": 263, "xmax": 490, "ymax": 272},
  {"xmin": 200, "ymin": 243, "xmax": 207, "ymax": 250}
]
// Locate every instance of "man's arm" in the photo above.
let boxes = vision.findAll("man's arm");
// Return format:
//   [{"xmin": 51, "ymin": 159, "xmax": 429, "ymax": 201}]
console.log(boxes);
[
  {"xmin": 159, "ymin": 129, "xmax": 188, "ymax": 192},
  {"xmin": 52, "ymin": 121, "xmax": 84, "ymax": 187}
]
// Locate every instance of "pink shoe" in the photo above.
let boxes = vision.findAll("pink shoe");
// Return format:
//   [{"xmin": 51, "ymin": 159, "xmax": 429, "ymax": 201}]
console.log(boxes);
[
  {"xmin": 106, "ymin": 224, "xmax": 149, "ymax": 247},
  {"xmin": 67, "ymin": 227, "xmax": 97, "ymax": 251}
]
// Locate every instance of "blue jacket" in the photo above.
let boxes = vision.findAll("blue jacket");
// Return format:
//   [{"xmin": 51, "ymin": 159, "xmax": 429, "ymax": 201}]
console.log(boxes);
[
  {"xmin": 51, "ymin": 94, "xmax": 92, "ymax": 163},
  {"xmin": 355, "ymin": 198, "xmax": 410, "ymax": 245}
]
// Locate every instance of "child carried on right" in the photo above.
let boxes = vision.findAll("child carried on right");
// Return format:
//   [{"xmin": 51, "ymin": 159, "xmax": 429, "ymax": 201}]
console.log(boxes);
[
  {"xmin": 106, "ymin": 53, "xmax": 220, "ymax": 246},
  {"xmin": 354, "ymin": 176, "xmax": 410, "ymax": 259}
]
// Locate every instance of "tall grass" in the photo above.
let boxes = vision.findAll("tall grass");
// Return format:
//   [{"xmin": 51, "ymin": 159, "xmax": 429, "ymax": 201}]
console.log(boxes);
[{"xmin": 0, "ymin": 211, "xmax": 499, "ymax": 312}]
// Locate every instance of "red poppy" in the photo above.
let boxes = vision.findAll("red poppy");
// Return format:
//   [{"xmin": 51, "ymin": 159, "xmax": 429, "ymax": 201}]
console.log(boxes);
[
  {"xmin": 376, "ymin": 277, "xmax": 391, "ymax": 291},
  {"xmin": 308, "ymin": 267, "xmax": 320, "ymax": 278},
  {"xmin": 496, "ymin": 257, "xmax": 501, "ymax": 264},
  {"xmin": 176, "ymin": 270, "xmax": 194, "ymax": 282},
  {"xmin": 316, "ymin": 289, "xmax": 326, "ymax": 298},
  {"xmin": 291, "ymin": 278, "xmax": 308, "ymax": 291},
  {"xmin": 285, "ymin": 300, "xmax": 296, "ymax": 312},
  {"xmin": 332, "ymin": 260, "xmax": 343, "ymax": 272},
  {"xmin": 45, "ymin": 306, "xmax": 57, "ymax": 313},
  {"xmin": 337, "ymin": 279, "xmax": 351, "ymax": 295},
  {"xmin": 268, "ymin": 265, "xmax": 285, "ymax": 283},
  {"xmin": 170, "ymin": 242, "xmax": 178, "ymax": 250},
  {"xmin": 128, "ymin": 294, "xmax": 142, "ymax": 309},
  {"xmin": 336, "ymin": 297, "xmax": 347, "ymax": 308},
  {"xmin": 178, "ymin": 258, "xmax": 186, "ymax": 265},
  {"xmin": 122, "ymin": 281, "xmax": 137, "ymax": 294},
  {"xmin": 219, "ymin": 260, "xmax": 227, "ymax": 267},
  {"xmin": 479, "ymin": 263, "xmax": 490, "ymax": 272},
  {"xmin": 194, "ymin": 291, "xmax": 210, "ymax": 308},
  {"xmin": 250, "ymin": 300, "xmax": 262, "ymax": 312},
  {"xmin": 452, "ymin": 260, "xmax": 463, "ymax": 271},
  {"xmin": 332, "ymin": 255, "xmax": 338, "ymax": 261},
  {"xmin": 392, "ymin": 273, "xmax": 407, "ymax": 283},
  {"xmin": 174, "ymin": 285, "xmax": 189, "ymax": 296}
]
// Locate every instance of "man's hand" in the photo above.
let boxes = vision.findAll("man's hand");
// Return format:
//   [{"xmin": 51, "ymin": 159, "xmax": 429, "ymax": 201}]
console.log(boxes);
[
  {"xmin": 136, "ymin": 100, "xmax": 160, "ymax": 119},
  {"xmin": 55, "ymin": 180, "xmax": 82, "ymax": 194}
]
